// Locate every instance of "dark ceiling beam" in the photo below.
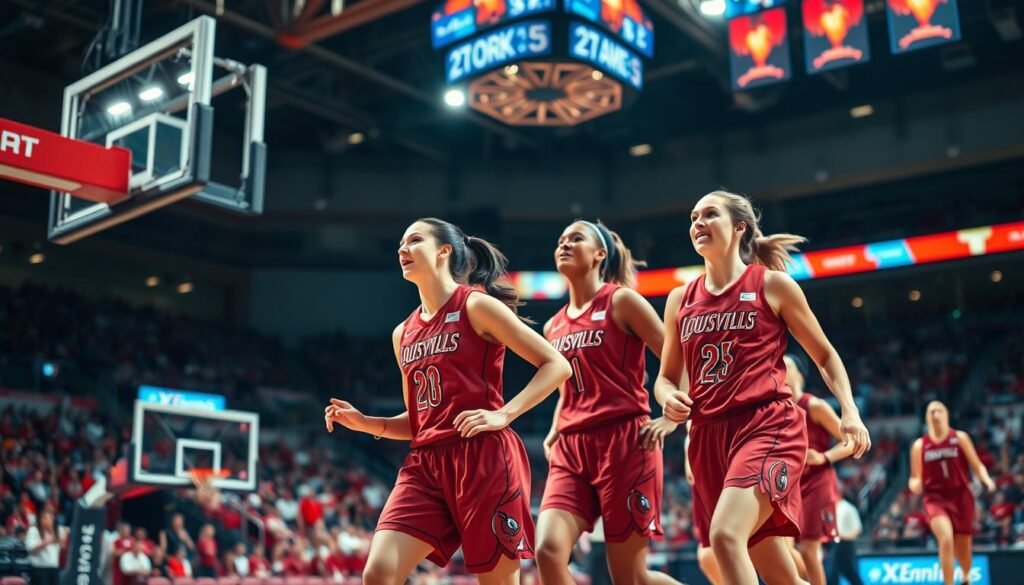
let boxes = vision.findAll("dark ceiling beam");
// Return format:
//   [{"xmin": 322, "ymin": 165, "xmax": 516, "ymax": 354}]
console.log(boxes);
[
  {"xmin": 179, "ymin": 0, "xmax": 542, "ymax": 149},
  {"xmin": 279, "ymin": 0, "xmax": 426, "ymax": 48}
]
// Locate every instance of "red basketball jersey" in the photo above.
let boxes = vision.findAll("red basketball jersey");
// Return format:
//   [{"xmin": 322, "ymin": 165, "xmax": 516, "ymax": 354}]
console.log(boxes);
[
  {"xmin": 675, "ymin": 264, "xmax": 791, "ymax": 422},
  {"xmin": 546, "ymin": 284, "xmax": 649, "ymax": 433},
  {"xmin": 399, "ymin": 285, "xmax": 504, "ymax": 448},
  {"xmin": 921, "ymin": 429, "xmax": 971, "ymax": 493},
  {"xmin": 797, "ymin": 393, "xmax": 839, "ymax": 494}
]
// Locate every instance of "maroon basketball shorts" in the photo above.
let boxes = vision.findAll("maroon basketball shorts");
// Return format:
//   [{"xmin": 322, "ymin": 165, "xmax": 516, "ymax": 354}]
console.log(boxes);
[
  {"xmin": 689, "ymin": 398, "xmax": 807, "ymax": 548},
  {"xmin": 924, "ymin": 489, "xmax": 975, "ymax": 535},
  {"xmin": 376, "ymin": 428, "xmax": 535, "ymax": 573},
  {"xmin": 541, "ymin": 415, "xmax": 663, "ymax": 542}
]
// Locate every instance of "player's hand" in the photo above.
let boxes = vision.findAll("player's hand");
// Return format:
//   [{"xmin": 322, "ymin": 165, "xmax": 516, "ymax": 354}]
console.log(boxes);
[
  {"xmin": 639, "ymin": 417, "xmax": 678, "ymax": 451},
  {"xmin": 324, "ymin": 399, "xmax": 367, "ymax": 433},
  {"xmin": 840, "ymin": 409, "xmax": 871, "ymax": 459},
  {"xmin": 806, "ymin": 449, "xmax": 827, "ymax": 466},
  {"xmin": 543, "ymin": 431, "xmax": 559, "ymax": 461},
  {"xmin": 663, "ymin": 391, "xmax": 693, "ymax": 423},
  {"xmin": 983, "ymin": 477, "xmax": 996, "ymax": 494},
  {"xmin": 454, "ymin": 409, "xmax": 510, "ymax": 438}
]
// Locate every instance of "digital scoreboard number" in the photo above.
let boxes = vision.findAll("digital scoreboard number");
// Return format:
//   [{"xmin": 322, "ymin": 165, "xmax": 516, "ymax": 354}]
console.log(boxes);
[
  {"xmin": 446, "ymin": 21, "xmax": 553, "ymax": 83},
  {"xmin": 568, "ymin": 21, "xmax": 643, "ymax": 90},
  {"xmin": 432, "ymin": 0, "xmax": 558, "ymax": 49}
]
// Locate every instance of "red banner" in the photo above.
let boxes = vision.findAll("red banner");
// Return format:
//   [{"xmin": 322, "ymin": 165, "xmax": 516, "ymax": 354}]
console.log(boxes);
[{"xmin": 0, "ymin": 117, "xmax": 130, "ymax": 204}]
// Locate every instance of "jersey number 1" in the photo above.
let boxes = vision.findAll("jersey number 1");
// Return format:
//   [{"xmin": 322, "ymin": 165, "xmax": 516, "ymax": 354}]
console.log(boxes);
[
  {"xmin": 414, "ymin": 365, "xmax": 443, "ymax": 411},
  {"xmin": 570, "ymin": 356, "xmax": 586, "ymax": 393},
  {"xmin": 700, "ymin": 341, "xmax": 735, "ymax": 384}
]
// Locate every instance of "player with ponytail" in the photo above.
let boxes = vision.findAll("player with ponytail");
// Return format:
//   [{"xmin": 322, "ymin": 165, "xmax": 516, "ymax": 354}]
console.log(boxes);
[
  {"xmin": 325, "ymin": 218, "xmax": 571, "ymax": 585},
  {"xmin": 535, "ymin": 220, "xmax": 680, "ymax": 585},
  {"xmin": 655, "ymin": 191, "xmax": 871, "ymax": 585}
]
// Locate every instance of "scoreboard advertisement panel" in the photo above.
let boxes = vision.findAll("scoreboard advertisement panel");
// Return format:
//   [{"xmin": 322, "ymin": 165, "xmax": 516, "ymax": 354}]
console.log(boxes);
[
  {"xmin": 446, "ymin": 21, "xmax": 553, "ymax": 83},
  {"xmin": 563, "ymin": 0, "xmax": 654, "ymax": 58},
  {"xmin": 568, "ymin": 21, "xmax": 643, "ymax": 89},
  {"xmin": 432, "ymin": 0, "xmax": 558, "ymax": 48}
]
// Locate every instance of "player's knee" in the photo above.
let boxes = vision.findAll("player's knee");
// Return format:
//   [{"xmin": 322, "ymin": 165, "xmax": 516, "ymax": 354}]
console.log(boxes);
[
  {"xmin": 362, "ymin": 559, "xmax": 399, "ymax": 585},
  {"xmin": 709, "ymin": 525, "xmax": 744, "ymax": 557},
  {"xmin": 936, "ymin": 535, "xmax": 954, "ymax": 554},
  {"xmin": 534, "ymin": 536, "xmax": 572, "ymax": 569}
]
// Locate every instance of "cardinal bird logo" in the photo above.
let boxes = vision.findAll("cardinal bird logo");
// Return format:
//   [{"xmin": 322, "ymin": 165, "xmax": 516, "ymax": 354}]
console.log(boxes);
[
  {"xmin": 491, "ymin": 489, "xmax": 526, "ymax": 556},
  {"xmin": 887, "ymin": 0, "xmax": 956, "ymax": 50},
  {"xmin": 729, "ymin": 8, "xmax": 789, "ymax": 88},
  {"xmin": 803, "ymin": 0, "xmax": 866, "ymax": 70},
  {"xmin": 766, "ymin": 460, "xmax": 789, "ymax": 500}
]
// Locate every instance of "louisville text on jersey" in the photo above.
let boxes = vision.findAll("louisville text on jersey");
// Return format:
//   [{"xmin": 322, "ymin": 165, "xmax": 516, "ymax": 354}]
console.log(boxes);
[
  {"xmin": 679, "ymin": 311, "xmax": 758, "ymax": 342},
  {"xmin": 549, "ymin": 329, "xmax": 605, "ymax": 352},
  {"xmin": 401, "ymin": 332, "xmax": 461, "ymax": 366}
]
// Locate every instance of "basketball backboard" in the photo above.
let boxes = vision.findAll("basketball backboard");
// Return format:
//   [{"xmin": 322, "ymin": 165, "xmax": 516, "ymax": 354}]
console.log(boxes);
[
  {"xmin": 131, "ymin": 400, "xmax": 259, "ymax": 492},
  {"xmin": 47, "ymin": 16, "xmax": 266, "ymax": 244}
]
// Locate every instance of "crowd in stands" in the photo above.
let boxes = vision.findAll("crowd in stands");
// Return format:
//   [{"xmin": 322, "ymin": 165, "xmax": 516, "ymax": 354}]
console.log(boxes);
[
  {"xmin": 0, "ymin": 283, "xmax": 287, "ymax": 409},
  {"xmin": 0, "ymin": 279, "xmax": 1021, "ymax": 585}
]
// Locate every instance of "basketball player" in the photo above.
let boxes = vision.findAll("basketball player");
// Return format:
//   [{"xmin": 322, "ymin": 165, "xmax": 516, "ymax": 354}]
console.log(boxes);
[
  {"xmin": 655, "ymin": 191, "xmax": 871, "ymax": 585},
  {"xmin": 908, "ymin": 401, "xmax": 995, "ymax": 585},
  {"xmin": 535, "ymin": 220, "xmax": 680, "ymax": 585},
  {"xmin": 324, "ymin": 218, "xmax": 572, "ymax": 585},
  {"xmin": 785, "ymin": 354, "xmax": 854, "ymax": 585}
]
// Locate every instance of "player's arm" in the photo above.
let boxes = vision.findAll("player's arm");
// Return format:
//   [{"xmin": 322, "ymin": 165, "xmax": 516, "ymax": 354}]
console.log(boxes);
[
  {"xmin": 956, "ymin": 430, "xmax": 997, "ymax": 493},
  {"xmin": 324, "ymin": 323, "xmax": 412, "ymax": 440},
  {"xmin": 808, "ymin": 396, "xmax": 856, "ymax": 465},
  {"xmin": 454, "ymin": 293, "xmax": 572, "ymax": 438},
  {"xmin": 654, "ymin": 286, "xmax": 692, "ymax": 422},
  {"xmin": 612, "ymin": 287, "xmax": 665, "ymax": 359},
  {"xmin": 543, "ymin": 318, "xmax": 565, "ymax": 460},
  {"xmin": 908, "ymin": 438, "xmax": 923, "ymax": 495},
  {"xmin": 767, "ymin": 271, "xmax": 870, "ymax": 458}
]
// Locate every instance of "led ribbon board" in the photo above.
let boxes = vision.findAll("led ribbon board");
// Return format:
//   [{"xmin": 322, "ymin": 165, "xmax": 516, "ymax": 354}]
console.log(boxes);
[{"xmin": 511, "ymin": 221, "xmax": 1024, "ymax": 299}]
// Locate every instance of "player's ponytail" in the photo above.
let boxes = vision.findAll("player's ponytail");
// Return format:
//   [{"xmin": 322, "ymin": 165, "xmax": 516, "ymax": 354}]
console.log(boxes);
[
  {"xmin": 418, "ymin": 218, "xmax": 530, "ymax": 323},
  {"xmin": 577, "ymin": 220, "xmax": 646, "ymax": 288},
  {"xmin": 465, "ymin": 236, "xmax": 529, "ymax": 321},
  {"xmin": 711, "ymin": 190, "xmax": 806, "ymax": 272}
]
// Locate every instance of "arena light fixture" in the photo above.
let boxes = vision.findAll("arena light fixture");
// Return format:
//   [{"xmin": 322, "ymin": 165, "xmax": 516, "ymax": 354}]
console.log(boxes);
[
  {"xmin": 177, "ymin": 72, "xmax": 194, "ymax": 86},
  {"xmin": 629, "ymin": 143, "xmax": 653, "ymax": 157},
  {"xmin": 908, "ymin": 289, "xmax": 921, "ymax": 301},
  {"xmin": 146, "ymin": 276, "xmax": 160, "ymax": 287},
  {"xmin": 347, "ymin": 132, "xmax": 365, "ymax": 145},
  {"xmin": 106, "ymin": 101, "xmax": 132, "ymax": 116},
  {"xmin": 444, "ymin": 88, "xmax": 466, "ymax": 108},
  {"xmin": 29, "ymin": 252, "xmax": 45, "ymax": 264},
  {"xmin": 177, "ymin": 282, "xmax": 194, "ymax": 294},
  {"xmin": 850, "ymin": 104, "xmax": 874, "ymax": 118},
  {"xmin": 139, "ymin": 87, "xmax": 164, "ymax": 102},
  {"xmin": 851, "ymin": 296, "xmax": 864, "ymax": 308},
  {"xmin": 990, "ymin": 270, "xmax": 1003, "ymax": 282},
  {"xmin": 699, "ymin": 0, "xmax": 726, "ymax": 17}
]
